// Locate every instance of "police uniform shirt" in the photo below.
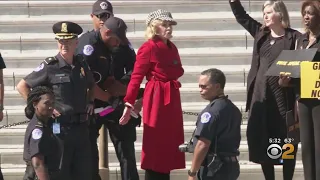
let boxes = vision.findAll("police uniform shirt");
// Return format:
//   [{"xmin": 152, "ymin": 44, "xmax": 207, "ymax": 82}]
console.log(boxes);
[
  {"xmin": 76, "ymin": 30, "xmax": 113, "ymax": 87},
  {"xmin": 193, "ymin": 96, "xmax": 242, "ymax": 156},
  {"xmin": 23, "ymin": 54, "xmax": 95, "ymax": 115},
  {"xmin": 76, "ymin": 30, "xmax": 116, "ymax": 108},
  {"xmin": 0, "ymin": 53, "xmax": 7, "ymax": 70},
  {"xmin": 23, "ymin": 115, "xmax": 60, "ymax": 171},
  {"xmin": 112, "ymin": 43, "xmax": 136, "ymax": 83}
]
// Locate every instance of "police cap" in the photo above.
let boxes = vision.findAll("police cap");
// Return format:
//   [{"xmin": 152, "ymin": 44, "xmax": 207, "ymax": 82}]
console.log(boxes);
[
  {"xmin": 104, "ymin": 17, "xmax": 127, "ymax": 43},
  {"xmin": 52, "ymin": 21, "xmax": 83, "ymax": 40},
  {"xmin": 92, "ymin": 0, "xmax": 113, "ymax": 15}
]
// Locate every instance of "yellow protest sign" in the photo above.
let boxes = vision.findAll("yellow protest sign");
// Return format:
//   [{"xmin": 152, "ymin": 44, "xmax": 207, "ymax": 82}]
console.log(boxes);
[{"xmin": 301, "ymin": 62, "xmax": 320, "ymax": 98}]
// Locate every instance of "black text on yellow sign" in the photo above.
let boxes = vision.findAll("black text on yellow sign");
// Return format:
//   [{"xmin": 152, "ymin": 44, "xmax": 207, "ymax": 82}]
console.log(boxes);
[
  {"xmin": 301, "ymin": 62, "xmax": 320, "ymax": 98},
  {"xmin": 267, "ymin": 144, "xmax": 295, "ymax": 160}
]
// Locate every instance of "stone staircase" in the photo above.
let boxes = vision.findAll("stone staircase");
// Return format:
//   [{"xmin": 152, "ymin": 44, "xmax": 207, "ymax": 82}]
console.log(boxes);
[{"xmin": 0, "ymin": 0, "xmax": 305, "ymax": 179}]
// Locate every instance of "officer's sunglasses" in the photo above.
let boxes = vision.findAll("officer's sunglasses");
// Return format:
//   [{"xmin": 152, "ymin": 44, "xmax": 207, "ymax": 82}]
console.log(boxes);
[{"xmin": 96, "ymin": 13, "xmax": 111, "ymax": 20}]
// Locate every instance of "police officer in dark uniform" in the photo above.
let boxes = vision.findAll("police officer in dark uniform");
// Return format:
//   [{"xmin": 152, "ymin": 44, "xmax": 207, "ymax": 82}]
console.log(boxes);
[
  {"xmin": 186, "ymin": 68, "xmax": 241, "ymax": 180},
  {"xmin": 22, "ymin": 86, "xmax": 61, "ymax": 180},
  {"xmin": 17, "ymin": 21, "xmax": 95, "ymax": 180},
  {"xmin": 76, "ymin": 3, "xmax": 140, "ymax": 178}
]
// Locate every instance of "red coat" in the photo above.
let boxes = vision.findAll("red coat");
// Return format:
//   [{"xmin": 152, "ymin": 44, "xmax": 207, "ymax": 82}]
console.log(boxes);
[{"xmin": 124, "ymin": 36, "xmax": 186, "ymax": 173}]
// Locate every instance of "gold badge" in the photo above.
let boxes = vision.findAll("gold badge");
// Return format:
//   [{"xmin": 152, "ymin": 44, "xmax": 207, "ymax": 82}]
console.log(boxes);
[
  {"xmin": 61, "ymin": 23, "xmax": 68, "ymax": 33},
  {"xmin": 81, "ymin": 67, "xmax": 86, "ymax": 77}
]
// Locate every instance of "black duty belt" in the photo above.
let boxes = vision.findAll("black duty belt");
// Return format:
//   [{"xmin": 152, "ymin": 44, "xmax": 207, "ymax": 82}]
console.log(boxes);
[
  {"xmin": 58, "ymin": 114, "xmax": 87, "ymax": 125},
  {"xmin": 221, "ymin": 156, "xmax": 238, "ymax": 162},
  {"xmin": 206, "ymin": 154, "xmax": 238, "ymax": 164}
]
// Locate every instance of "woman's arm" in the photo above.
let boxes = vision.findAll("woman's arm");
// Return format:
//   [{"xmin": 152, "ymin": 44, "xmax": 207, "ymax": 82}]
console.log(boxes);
[
  {"xmin": 32, "ymin": 154, "xmax": 49, "ymax": 180},
  {"xmin": 229, "ymin": 0, "xmax": 262, "ymax": 37},
  {"xmin": 123, "ymin": 43, "xmax": 152, "ymax": 107}
]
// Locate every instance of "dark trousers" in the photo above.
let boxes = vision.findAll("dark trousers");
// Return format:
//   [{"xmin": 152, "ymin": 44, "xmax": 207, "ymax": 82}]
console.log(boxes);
[
  {"xmin": 197, "ymin": 161, "xmax": 240, "ymax": 180},
  {"xmin": 89, "ymin": 114, "xmax": 139, "ymax": 180},
  {"xmin": 298, "ymin": 99, "xmax": 320, "ymax": 180},
  {"xmin": 145, "ymin": 169, "xmax": 170, "ymax": 180},
  {"xmin": 23, "ymin": 164, "xmax": 60, "ymax": 180},
  {"xmin": 260, "ymin": 145, "xmax": 297, "ymax": 180},
  {"xmin": 57, "ymin": 123, "xmax": 92, "ymax": 180}
]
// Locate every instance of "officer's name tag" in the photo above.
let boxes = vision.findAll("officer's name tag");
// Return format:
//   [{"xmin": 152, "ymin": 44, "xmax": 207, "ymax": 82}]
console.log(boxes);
[{"xmin": 52, "ymin": 123, "xmax": 61, "ymax": 134}]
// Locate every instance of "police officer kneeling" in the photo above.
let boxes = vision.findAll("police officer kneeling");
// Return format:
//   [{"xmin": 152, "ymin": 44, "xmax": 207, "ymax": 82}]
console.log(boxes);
[
  {"xmin": 183, "ymin": 68, "xmax": 241, "ymax": 180},
  {"xmin": 23, "ymin": 86, "xmax": 61, "ymax": 180}
]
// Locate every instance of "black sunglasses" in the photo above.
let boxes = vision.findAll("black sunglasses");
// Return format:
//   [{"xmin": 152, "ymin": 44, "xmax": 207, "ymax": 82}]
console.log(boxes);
[{"xmin": 96, "ymin": 13, "xmax": 111, "ymax": 20}]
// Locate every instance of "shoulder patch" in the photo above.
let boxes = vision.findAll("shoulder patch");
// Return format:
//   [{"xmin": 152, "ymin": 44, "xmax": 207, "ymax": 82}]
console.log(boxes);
[
  {"xmin": 44, "ymin": 57, "xmax": 58, "ymax": 65},
  {"xmin": 33, "ymin": 63, "xmax": 44, "ymax": 72},
  {"xmin": 83, "ymin": 45, "xmax": 94, "ymax": 56},
  {"xmin": 32, "ymin": 128, "xmax": 43, "ymax": 140},
  {"xmin": 200, "ymin": 112, "xmax": 212, "ymax": 124}
]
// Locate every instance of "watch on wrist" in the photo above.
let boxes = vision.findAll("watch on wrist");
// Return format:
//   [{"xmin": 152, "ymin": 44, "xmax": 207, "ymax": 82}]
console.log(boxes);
[
  {"xmin": 0, "ymin": 104, "xmax": 3, "ymax": 111},
  {"xmin": 188, "ymin": 169, "xmax": 197, "ymax": 177}
]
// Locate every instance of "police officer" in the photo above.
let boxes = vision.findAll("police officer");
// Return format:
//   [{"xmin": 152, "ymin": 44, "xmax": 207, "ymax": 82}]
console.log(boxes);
[
  {"xmin": 17, "ymin": 21, "xmax": 95, "ymax": 180},
  {"xmin": 187, "ymin": 68, "xmax": 241, "ymax": 180},
  {"xmin": 76, "ymin": 2, "xmax": 140, "ymax": 178},
  {"xmin": 22, "ymin": 86, "xmax": 61, "ymax": 180}
]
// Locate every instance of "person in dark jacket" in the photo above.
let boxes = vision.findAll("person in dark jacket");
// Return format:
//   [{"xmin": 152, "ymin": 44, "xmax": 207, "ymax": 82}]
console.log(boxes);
[
  {"xmin": 77, "ymin": 1, "xmax": 141, "ymax": 179},
  {"xmin": 229, "ymin": 0, "xmax": 301, "ymax": 180},
  {"xmin": 279, "ymin": 1, "xmax": 320, "ymax": 179}
]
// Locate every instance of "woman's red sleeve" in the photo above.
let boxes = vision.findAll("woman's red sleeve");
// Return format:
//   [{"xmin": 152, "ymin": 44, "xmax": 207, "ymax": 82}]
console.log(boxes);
[{"xmin": 124, "ymin": 42, "xmax": 151, "ymax": 106}]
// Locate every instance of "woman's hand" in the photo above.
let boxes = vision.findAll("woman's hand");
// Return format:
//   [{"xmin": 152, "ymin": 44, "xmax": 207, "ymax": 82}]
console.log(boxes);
[
  {"xmin": 279, "ymin": 74, "xmax": 291, "ymax": 87},
  {"xmin": 119, "ymin": 106, "xmax": 132, "ymax": 125}
]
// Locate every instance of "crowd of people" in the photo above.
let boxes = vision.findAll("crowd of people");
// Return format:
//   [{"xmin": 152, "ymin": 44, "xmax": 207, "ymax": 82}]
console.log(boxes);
[{"xmin": 0, "ymin": 0, "xmax": 318, "ymax": 180}]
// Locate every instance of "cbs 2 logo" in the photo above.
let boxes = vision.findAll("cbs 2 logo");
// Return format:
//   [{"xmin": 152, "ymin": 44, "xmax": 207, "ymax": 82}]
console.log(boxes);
[{"xmin": 267, "ymin": 144, "xmax": 295, "ymax": 159}]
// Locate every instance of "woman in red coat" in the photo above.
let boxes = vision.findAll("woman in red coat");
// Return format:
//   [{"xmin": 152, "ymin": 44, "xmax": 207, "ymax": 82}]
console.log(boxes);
[{"xmin": 119, "ymin": 9, "xmax": 186, "ymax": 180}]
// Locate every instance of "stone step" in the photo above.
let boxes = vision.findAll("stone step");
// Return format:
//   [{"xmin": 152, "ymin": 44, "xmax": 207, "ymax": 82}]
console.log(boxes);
[
  {"xmin": 0, "ymin": 121, "xmax": 251, "ymax": 145},
  {"xmin": 0, "ymin": 141, "xmax": 302, "ymax": 166},
  {"xmin": 3, "ymin": 68, "xmax": 249, "ymax": 87},
  {"xmin": 0, "ymin": 30, "xmax": 252, "ymax": 51},
  {"xmin": 0, "ymin": 0, "xmax": 302, "ymax": 16},
  {"xmin": 1, "ymin": 82, "xmax": 247, "ymax": 106},
  {"xmin": 0, "ymin": 101, "xmax": 248, "ymax": 127},
  {"xmin": 0, "ymin": 28, "xmax": 305, "ymax": 50},
  {"xmin": 0, "ymin": 161, "xmax": 305, "ymax": 180},
  {"xmin": 1, "ymin": 61, "xmax": 250, "ymax": 86},
  {"xmin": 2, "ymin": 48, "xmax": 253, "ymax": 68},
  {"xmin": 0, "ymin": 12, "xmax": 304, "ymax": 33}
]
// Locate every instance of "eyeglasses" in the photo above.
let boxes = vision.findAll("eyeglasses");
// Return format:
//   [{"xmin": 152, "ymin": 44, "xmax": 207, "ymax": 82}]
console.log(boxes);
[{"xmin": 96, "ymin": 13, "xmax": 111, "ymax": 20}]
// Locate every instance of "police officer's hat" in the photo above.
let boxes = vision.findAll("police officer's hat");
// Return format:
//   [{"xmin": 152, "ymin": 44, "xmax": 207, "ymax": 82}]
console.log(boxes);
[
  {"xmin": 92, "ymin": 0, "xmax": 113, "ymax": 15},
  {"xmin": 52, "ymin": 21, "xmax": 83, "ymax": 40}
]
